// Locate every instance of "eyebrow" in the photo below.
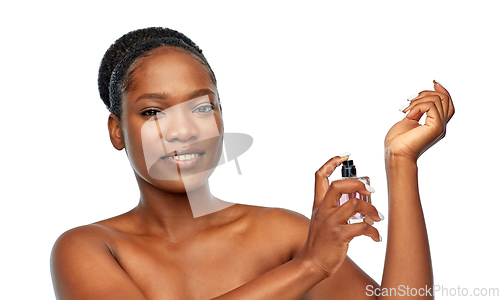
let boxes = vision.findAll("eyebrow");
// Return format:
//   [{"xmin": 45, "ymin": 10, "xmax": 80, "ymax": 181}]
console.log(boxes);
[
  {"xmin": 135, "ymin": 89, "xmax": 216, "ymax": 103},
  {"xmin": 189, "ymin": 89, "xmax": 216, "ymax": 100},
  {"xmin": 135, "ymin": 92, "xmax": 167, "ymax": 103}
]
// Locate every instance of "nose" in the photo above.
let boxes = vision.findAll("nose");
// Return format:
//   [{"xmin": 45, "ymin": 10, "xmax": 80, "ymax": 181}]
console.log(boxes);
[{"xmin": 159, "ymin": 110, "xmax": 200, "ymax": 143}]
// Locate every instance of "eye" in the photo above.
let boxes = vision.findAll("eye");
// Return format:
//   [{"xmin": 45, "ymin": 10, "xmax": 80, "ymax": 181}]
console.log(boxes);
[
  {"xmin": 193, "ymin": 104, "xmax": 215, "ymax": 114},
  {"xmin": 141, "ymin": 109, "xmax": 164, "ymax": 116}
]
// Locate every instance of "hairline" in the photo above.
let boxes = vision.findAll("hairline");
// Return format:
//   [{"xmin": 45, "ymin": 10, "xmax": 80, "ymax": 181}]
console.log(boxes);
[{"xmin": 116, "ymin": 45, "xmax": 218, "ymax": 119}]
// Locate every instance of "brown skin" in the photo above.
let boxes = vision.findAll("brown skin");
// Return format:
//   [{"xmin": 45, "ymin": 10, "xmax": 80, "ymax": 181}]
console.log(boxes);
[{"xmin": 50, "ymin": 47, "xmax": 454, "ymax": 299}]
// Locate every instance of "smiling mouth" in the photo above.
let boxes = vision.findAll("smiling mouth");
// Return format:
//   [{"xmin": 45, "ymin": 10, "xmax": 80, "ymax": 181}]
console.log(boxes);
[
  {"xmin": 159, "ymin": 152, "xmax": 205, "ymax": 171},
  {"xmin": 162, "ymin": 153, "xmax": 204, "ymax": 161}
]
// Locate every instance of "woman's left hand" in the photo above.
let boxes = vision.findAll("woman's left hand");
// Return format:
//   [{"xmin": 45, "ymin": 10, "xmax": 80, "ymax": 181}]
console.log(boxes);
[{"xmin": 385, "ymin": 80, "xmax": 455, "ymax": 162}]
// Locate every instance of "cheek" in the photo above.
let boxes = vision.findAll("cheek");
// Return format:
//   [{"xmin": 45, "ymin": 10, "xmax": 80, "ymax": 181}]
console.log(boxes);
[
  {"xmin": 122, "ymin": 118, "xmax": 159, "ymax": 173},
  {"xmin": 198, "ymin": 115, "xmax": 223, "ymax": 154},
  {"xmin": 204, "ymin": 113, "xmax": 223, "ymax": 137},
  {"xmin": 140, "ymin": 120, "xmax": 170, "ymax": 173}
]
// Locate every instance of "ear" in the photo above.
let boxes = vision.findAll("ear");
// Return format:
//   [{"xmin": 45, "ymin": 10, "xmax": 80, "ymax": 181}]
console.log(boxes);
[{"xmin": 108, "ymin": 113, "xmax": 125, "ymax": 150}]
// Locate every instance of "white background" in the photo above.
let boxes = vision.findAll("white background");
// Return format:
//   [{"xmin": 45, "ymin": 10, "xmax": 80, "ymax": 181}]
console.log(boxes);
[{"xmin": 1, "ymin": 1, "xmax": 499, "ymax": 299}]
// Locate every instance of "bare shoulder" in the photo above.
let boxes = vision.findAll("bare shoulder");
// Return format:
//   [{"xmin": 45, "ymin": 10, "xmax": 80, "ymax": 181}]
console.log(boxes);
[
  {"xmin": 50, "ymin": 222, "xmax": 146, "ymax": 300},
  {"xmin": 51, "ymin": 213, "xmax": 127, "ymax": 257},
  {"xmin": 50, "ymin": 224, "xmax": 116, "ymax": 283},
  {"xmin": 51, "ymin": 223, "xmax": 112, "ymax": 253},
  {"xmin": 50, "ymin": 210, "xmax": 136, "ymax": 276},
  {"xmin": 253, "ymin": 206, "xmax": 311, "ymax": 228},
  {"xmin": 243, "ymin": 205, "xmax": 312, "ymax": 260}
]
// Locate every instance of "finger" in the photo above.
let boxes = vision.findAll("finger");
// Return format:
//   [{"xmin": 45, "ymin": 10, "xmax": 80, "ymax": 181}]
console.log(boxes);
[
  {"xmin": 364, "ymin": 215, "xmax": 374, "ymax": 226},
  {"xmin": 341, "ymin": 220, "xmax": 381, "ymax": 242},
  {"xmin": 399, "ymin": 101, "xmax": 447, "ymax": 158},
  {"xmin": 404, "ymin": 93, "xmax": 444, "ymax": 116},
  {"xmin": 412, "ymin": 90, "xmax": 449, "ymax": 120},
  {"xmin": 334, "ymin": 196, "xmax": 382, "ymax": 224},
  {"xmin": 408, "ymin": 82, "xmax": 450, "ymax": 100},
  {"xmin": 323, "ymin": 179, "xmax": 374, "ymax": 209},
  {"xmin": 313, "ymin": 154, "xmax": 350, "ymax": 210},
  {"xmin": 415, "ymin": 90, "xmax": 450, "ymax": 122},
  {"xmin": 434, "ymin": 80, "xmax": 455, "ymax": 123},
  {"xmin": 447, "ymin": 97, "xmax": 455, "ymax": 123},
  {"xmin": 406, "ymin": 101, "xmax": 445, "ymax": 137},
  {"xmin": 403, "ymin": 94, "xmax": 445, "ymax": 122},
  {"xmin": 408, "ymin": 90, "xmax": 447, "ymax": 103},
  {"xmin": 433, "ymin": 80, "xmax": 450, "ymax": 96}
]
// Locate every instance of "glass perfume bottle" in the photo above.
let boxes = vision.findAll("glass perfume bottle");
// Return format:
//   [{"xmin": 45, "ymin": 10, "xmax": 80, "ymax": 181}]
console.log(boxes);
[{"xmin": 336, "ymin": 160, "xmax": 371, "ymax": 223}]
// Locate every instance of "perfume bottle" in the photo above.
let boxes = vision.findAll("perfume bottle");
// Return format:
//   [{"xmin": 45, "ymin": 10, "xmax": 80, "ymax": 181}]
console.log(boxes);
[{"xmin": 336, "ymin": 160, "xmax": 371, "ymax": 223}]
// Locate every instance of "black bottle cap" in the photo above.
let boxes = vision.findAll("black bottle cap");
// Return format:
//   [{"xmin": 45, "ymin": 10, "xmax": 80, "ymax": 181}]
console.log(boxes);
[{"xmin": 342, "ymin": 160, "xmax": 357, "ymax": 177}]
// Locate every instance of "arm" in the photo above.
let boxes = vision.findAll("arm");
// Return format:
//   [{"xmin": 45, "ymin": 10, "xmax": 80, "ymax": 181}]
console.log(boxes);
[
  {"xmin": 213, "ymin": 172, "xmax": 382, "ymax": 299},
  {"xmin": 214, "ymin": 253, "xmax": 379, "ymax": 300},
  {"xmin": 382, "ymin": 158, "xmax": 432, "ymax": 292},
  {"xmin": 215, "ymin": 158, "xmax": 384, "ymax": 300},
  {"xmin": 380, "ymin": 81, "xmax": 455, "ymax": 297},
  {"xmin": 285, "ymin": 81, "xmax": 455, "ymax": 299},
  {"xmin": 50, "ymin": 226, "xmax": 147, "ymax": 300},
  {"xmin": 211, "ymin": 255, "xmax": 326, "ymax": 300}
]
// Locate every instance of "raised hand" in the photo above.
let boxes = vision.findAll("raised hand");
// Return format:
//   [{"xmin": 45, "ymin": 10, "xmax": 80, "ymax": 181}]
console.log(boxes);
[{"xmin": 385, "ymin": 80, "xmax": 455, "ymax": 162}]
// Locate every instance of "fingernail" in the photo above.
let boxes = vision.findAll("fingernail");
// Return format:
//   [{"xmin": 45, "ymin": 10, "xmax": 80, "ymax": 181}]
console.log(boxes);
[
  {"xmin": 378, "ymin": 212, "xmax": 385, "ymax": 221},
  {"xmin": 379, "ymin": 234, "xmax": 383, "ymax": 242},
  {"xmin": 433, "ymin": 79, "xmax": 443, "ymax": 86},
  {"xmin": 407, "ymin": 93, "xmax": 419, "ymax": 101},
  {"xmin": 399, "ymin": 102, "xmax": 410, "ymax": 112},
  {"xmin": 365, "ymin": 183, "xmax": 375, "ymax": 193},
  {"xmin": 337, "ymin": 152, "xmax": 351, "ymax": 158}
]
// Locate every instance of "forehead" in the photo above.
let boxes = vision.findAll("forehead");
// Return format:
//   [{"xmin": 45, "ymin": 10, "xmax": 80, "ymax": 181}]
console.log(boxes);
[{"xmin": 125, "ymin": 48, "xmax": 216, "ymax": 102}]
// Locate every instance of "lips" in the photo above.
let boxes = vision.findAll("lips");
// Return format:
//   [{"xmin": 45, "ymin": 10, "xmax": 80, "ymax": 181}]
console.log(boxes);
[
  {"xmin": 159, "ymin": 147, "xmax": 205, "ymax": 171},
  {"xmin": 161, "ymin": 147, "xmax": 205, "ymax": 159}
]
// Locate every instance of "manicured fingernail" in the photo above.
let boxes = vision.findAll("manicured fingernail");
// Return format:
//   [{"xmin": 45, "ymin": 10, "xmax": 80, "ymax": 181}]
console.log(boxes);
[
  {"xmin": 399, "ymin": 102, "xmax": 410, "ymax": 112},
  {"xmin": 407, "ymin": 93, "xmax": 419, "ymax": 101},
  {"xmin": 378, "ymin": 212, "xmax": 385, "ymax": 221},
  {"xmin": 379, "ymin": 234, "xmax": 383, "ymax": 242},
  {"xmin": 433, "ymin": 79, "xmax": 443, "ymax": 86},
  {"xmin": 365, "ymin": 183, "xmax": 375, "ymax": 193},
  {"xmin": 337, "ymin": 152, "xmax": 351, "ymax": 158}
]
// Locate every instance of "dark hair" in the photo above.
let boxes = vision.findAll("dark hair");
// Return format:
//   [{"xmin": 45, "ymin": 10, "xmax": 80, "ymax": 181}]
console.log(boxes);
[{"xmin": 98, "ymin": 27, "xmax": 218, "ymax": 119}]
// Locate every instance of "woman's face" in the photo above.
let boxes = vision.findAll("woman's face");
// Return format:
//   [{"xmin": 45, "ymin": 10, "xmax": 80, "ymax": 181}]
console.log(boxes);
[{"xmin": 115, "ymin": 47, "xmax": 223, "ymax": 193}]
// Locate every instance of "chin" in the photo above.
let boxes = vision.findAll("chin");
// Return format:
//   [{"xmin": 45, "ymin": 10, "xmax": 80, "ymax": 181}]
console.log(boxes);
[{"xmin": 143, "ymin": 159, "xmax": 216, "ymax": 193}]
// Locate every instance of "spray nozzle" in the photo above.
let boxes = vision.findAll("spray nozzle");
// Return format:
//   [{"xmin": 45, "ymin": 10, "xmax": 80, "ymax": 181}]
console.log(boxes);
[{"xmin": 342, "ymin": 160, "xmax": 357, "ymax": 177}]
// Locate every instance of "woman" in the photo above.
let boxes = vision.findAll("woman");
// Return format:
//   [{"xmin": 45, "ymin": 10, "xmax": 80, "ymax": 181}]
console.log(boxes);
[{"xmin": 50, "ymin": 27, "xmax": 454, "ymax": 299}]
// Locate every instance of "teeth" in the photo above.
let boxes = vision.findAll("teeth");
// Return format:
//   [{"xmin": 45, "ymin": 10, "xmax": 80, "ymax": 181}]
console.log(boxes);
[{"xmin": 167, "ymin": 153, "xmax": 201, "ymax": 160}]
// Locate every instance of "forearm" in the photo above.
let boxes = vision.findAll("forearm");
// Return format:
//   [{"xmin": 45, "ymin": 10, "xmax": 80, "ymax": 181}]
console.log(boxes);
[
  {"xmin": 381, "ymin": 157, "xmax": 433, "ymax": 297},
  {"xmin": 211, "ymin": 255, "xmax": 326, "ymax": 300}
]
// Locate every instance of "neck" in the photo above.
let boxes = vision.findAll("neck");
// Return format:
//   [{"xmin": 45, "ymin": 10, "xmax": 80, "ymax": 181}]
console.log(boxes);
[{"xmin": 131, "ymin": 173, "xmax": 235, "ymax": 240}]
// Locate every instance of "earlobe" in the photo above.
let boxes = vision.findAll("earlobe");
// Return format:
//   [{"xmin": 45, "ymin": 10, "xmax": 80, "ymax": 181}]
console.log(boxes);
[{"xmin": 108, "ymin": 114, "xmax": 125, "ymax": 150}]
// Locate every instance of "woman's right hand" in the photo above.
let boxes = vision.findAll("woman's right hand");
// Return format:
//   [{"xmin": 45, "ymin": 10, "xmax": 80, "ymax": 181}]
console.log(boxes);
[{"xmin": 295, "ymin": 155, "xmax": 382, "ymax": 279}]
